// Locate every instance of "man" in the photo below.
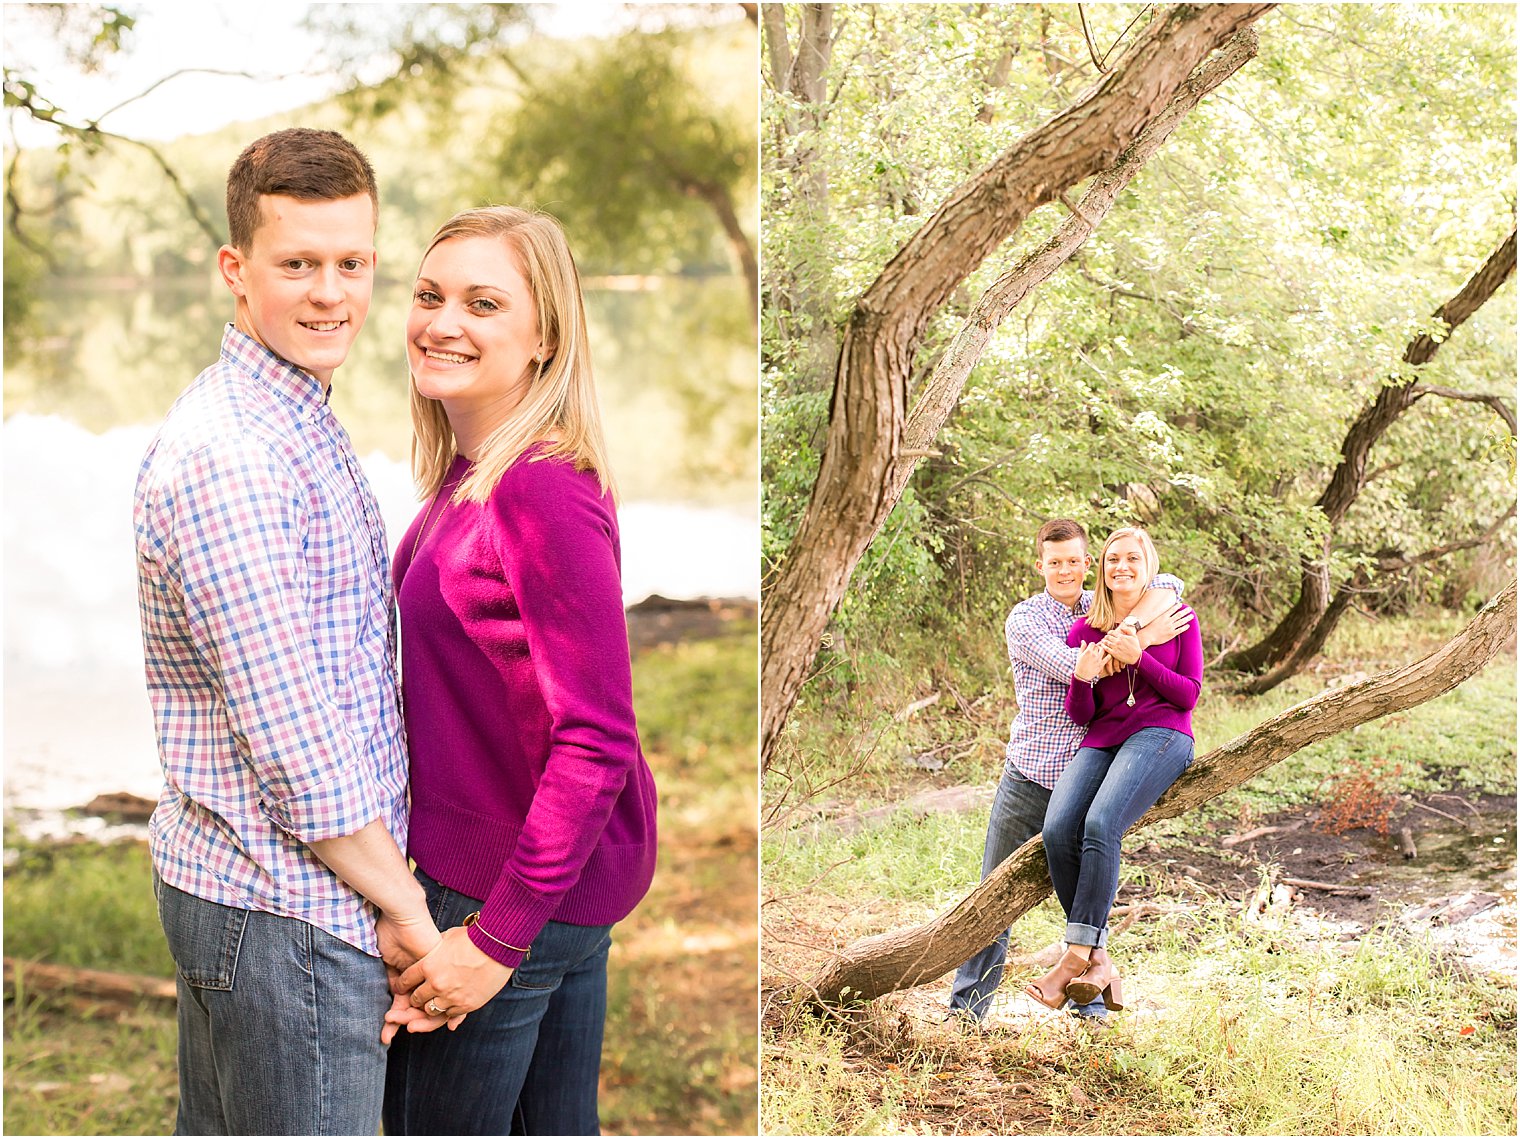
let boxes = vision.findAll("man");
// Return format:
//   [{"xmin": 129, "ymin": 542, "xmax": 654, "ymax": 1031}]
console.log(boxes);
[
  {"xmin": 134, "ymin": 128, "xmax": 440, "ymax": 1134},
  {"xmin": 948, "ymin": 518, "xmax": 1191, "ymax": 1024}
]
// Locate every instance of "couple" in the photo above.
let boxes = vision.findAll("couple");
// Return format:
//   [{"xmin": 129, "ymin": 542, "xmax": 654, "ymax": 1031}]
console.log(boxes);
[
  {"xmin": 133, "ymin": 128, "xmax": 656, "ymax": 1135},
  {"xmin": 949, "ymin": 518, "xmax": 1202, "ymax": 1022}
]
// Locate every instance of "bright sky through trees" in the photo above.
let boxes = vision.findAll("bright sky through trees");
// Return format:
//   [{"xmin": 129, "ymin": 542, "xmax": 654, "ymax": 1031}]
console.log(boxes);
[{"xmin": 2, "ymin": 1, "xmax": 637, "ymax": 146}]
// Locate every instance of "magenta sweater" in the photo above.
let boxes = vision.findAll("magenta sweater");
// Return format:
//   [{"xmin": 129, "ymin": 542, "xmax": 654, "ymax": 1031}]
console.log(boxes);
[
  {"xmin": 393, "ymin": 450, "xmax": 657, "ymax": 968},
  {"xmin": 1065, "ymin": 616, "xmax": 1202, "ymax": 748}
]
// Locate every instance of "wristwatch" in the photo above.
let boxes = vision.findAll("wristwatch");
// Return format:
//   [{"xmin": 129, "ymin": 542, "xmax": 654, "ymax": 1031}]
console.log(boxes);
[{"xmin": 1121, "ymin": 614, "xmax": 1142, "ymax": 632}]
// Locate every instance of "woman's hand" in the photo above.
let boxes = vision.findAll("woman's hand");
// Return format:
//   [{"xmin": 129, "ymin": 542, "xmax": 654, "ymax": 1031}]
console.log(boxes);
[
  {"xmin": 380, "ymin": 985, "xmax": 468, "ymax": 1043},
  {"xmin": 396, "ymin": 925, "xmax": 515, "ymax": 1022},
  {"xmin": 1073, "ymin": 641, "xmax": 1106, "ymax": 682},
  {"xmin": 1099, "ymin": 624, "xmax": 1143, "ymax": 665}
]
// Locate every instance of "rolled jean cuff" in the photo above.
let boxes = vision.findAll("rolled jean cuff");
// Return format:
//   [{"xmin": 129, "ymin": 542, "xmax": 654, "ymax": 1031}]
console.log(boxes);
[{"xmin": 1065, "ymin": 922, "xmax": 1107, "ymax": 949}]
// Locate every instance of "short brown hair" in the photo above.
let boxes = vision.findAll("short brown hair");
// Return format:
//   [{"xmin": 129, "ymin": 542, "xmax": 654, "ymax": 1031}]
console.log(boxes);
[
  {"xmin": 225, "ymin": 128, "xmax": 378, "ymax": 251},
  {"xmin": 1035, "ymin": 518, "xmax": 1088, "ymax": 559}
]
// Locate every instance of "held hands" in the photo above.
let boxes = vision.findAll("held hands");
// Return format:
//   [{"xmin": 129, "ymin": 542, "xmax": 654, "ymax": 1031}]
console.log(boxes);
[
  {"xmin": 376, "ymin": 906, "xmax": 443, "ymax": 975},
  {"xmin": 383, "ymin": 925, "xmax": 514, "ymax": 1040},
  {"xmin": 1099, "ymin": 624, "xmax": 1143, "ymax": 665},
  {"xmin": 1073, "ymin": 641, "xmax": 1106, "ymax": 683}
]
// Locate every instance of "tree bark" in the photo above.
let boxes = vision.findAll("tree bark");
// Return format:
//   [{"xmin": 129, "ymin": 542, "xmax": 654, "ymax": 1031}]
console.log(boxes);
[
  {"xmin": 4, "ymin": 957, "xmax": 177, "ymax": 1011},
  {"xmin": 1222, "ymin": 228, "xmax": 1517, "ymax": 674},
  {"xmin": 683, "ymin": 176, "xmax": 759, "ymax": 328},
  {"xmin": 796, "ymin": 579, "xmax": 1516, "ymax": 1007},
  {"xmin": 761, "ymin": 4, "xmax": 1275, "ymax": 768},
  {"xmin": 762, "ymin": 5, "xmax": 838, "ymax": 393},
  {"xmin": 1240, "ymin": 503, "xmax": 1517, "ymax": 696}
]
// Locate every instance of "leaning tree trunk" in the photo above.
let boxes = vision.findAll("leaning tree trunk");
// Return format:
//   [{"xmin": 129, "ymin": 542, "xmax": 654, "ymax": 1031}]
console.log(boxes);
[
  {"xmin": 1222, "ymin": 228, "xmax": 1517, "ymax": 675},
  {"xmin": 760, "ymin": 3, "xmax": 1276, "ymax": 768},
  {"xmin": 1241, "ymin": 501, "xmax": 1517, "ymax": 696},
  {"xmin": 795, "ymin": 580, "xmax": 1516, "ymax": 1007}
]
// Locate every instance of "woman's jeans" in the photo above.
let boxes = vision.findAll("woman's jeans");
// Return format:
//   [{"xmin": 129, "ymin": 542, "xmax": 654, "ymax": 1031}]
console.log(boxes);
[
  {"xmin": 154, "ymin": 875, "xmax": 392, "ymax": 1136},
  {"xmin": 1043, "ymin": 727, "xmax": 1194, "ymax": 948},
  {"xmin": 383, "ymin": 866, "xmax": 614, "ymax": 1136}
]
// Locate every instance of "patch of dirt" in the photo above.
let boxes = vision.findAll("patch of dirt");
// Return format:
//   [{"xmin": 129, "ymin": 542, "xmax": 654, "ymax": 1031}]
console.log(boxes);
[
  {"xmin": 626, "ymin": 595, "xmax": 755, "ymax": 653},
  {"xmin": 1129, "ymin": 791, "xmax": 1515, "ymax": 932}
]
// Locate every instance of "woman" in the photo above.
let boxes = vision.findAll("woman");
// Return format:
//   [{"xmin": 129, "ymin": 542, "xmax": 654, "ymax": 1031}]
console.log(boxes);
[
  {"xmin": 1024, "ymin": 526, "xmax": 1201, "ymax": 1011},
  {"xmin": 381, "ymin": 206, "xmax": 658, "ymax": 1135}
]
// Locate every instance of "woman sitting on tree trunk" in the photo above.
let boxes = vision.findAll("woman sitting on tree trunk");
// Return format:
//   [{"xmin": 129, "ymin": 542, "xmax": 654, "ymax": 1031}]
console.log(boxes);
[{"xmin": 1025, "ymin": 526, "xmax": 1202, "ymax": 1011}]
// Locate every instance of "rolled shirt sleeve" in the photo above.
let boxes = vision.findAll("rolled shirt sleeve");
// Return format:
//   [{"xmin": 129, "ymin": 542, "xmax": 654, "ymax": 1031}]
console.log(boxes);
[
  {"xmin": 1007, "ymin": 603, "xmax": 1080, "ymax": 683},
  {"xmin": 166, "ymin": 439, "xmax": 380, "ymax": 842}
]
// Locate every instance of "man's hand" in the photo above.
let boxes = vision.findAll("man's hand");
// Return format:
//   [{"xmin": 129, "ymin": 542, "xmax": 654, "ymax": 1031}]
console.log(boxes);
[
  {"xmin": 1100, "ymin": 624, "xmax": 1143, "ymax": 665},
  {"xmin": 1073, "ymin": 642, "xmax": 1106, "ymax": 683},
  {"xmin": 396, "ymin": 925, "xmax": 515, "ymax": 1021},
  {"xmin": 1137, "ymin": 603, "xmax": 1195, "ymax": 650},
  {"xmin": 377, "ymin": 908, "xmax": 443, "ymax": 976}
]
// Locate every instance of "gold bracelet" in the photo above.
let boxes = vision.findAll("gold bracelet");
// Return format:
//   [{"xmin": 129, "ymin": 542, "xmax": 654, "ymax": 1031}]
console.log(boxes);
[{"xmin": 463, "ymin": 911, "xmax": 531, "ymax": 958}]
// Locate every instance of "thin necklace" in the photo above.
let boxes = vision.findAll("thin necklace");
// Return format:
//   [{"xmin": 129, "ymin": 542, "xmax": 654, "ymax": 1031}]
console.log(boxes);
[
  {"xmin": 410, "ymin": 488, "xmax": 444, "ymax": 563},
  {"xmin": 1125, "ymin": 665, "xmax": 1137, "ymax": 707}
]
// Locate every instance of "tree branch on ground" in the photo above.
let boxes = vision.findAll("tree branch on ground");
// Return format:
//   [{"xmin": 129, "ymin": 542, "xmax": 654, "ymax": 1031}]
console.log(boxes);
[{"xmin": 793, "ymin": 580, "xmax": 1516, "ymax": 1007}]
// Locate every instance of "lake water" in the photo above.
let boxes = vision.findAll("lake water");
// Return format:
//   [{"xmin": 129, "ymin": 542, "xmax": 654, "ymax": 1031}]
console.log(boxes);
[{"xmin": 3, "ymin": 277, "xmax": 758, "ymax": 828}]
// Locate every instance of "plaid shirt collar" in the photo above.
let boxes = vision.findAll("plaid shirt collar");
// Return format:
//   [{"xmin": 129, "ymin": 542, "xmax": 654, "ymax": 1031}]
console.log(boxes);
[{"xmin": 219, "ymin": 323, "xmax": 330, "ymax": 419}]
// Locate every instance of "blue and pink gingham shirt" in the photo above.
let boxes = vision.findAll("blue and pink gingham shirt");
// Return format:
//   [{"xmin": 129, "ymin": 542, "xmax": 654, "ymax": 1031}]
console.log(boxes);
[
  {"xmin": 1004, "ymin": 574, "xmax": 1183, "ymax": 788},
  {"xmin": 133, "ymin": 325, "xmax": 408, "ymax": 955}
]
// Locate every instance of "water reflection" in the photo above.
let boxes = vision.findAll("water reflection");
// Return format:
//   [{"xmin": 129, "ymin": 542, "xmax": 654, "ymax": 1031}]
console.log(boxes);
[
  {"xmin": 7, "ymin": 273, "xmax": 756, "ymax": 507},
  {"xmin": 3, "ymin": 273, "xmax": 758, "ymax": 823}
]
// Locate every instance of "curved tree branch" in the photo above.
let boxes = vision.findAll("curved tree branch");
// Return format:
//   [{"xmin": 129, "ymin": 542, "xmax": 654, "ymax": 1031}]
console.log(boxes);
[
  {"xmin": 762, "ymin": 4, "xmax": 1275, "ymax": 767},
  {"xmin": 1409, "ymin": 386, "xmax": 1517, "ymax": 435},
  {"xmin": 796, "ymin": 579, "xmax": 1517, "ymax": 1007}
]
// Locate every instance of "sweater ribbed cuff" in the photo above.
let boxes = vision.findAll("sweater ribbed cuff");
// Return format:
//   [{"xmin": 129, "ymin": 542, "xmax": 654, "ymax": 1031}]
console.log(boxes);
[{"xmin": 473, "ymin": 873, "xmax": 560, "ymax": 969}]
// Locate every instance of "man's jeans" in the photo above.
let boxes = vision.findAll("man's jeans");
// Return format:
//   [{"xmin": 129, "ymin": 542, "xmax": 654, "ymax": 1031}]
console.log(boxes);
[
  {"xmin": 154, "ymin": 875, "xmax": 391, "ymax": 1135},
  {"xmin": 383, "ymin": 866, "xmax": 614, "ymax": 1136},
  {"xmin": 1043, "ymin": 726, "xmax": 1194, "ymax": 947},
  {"xmin": 948, "ymin": 767, "xmax": 1105, "ymax": 1020}
]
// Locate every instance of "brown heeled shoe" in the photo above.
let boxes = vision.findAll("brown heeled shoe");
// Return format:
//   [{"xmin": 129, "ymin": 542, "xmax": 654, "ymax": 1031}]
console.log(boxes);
[
  {"xmin": 1065, "ymin": 956, "xmax": 1124, "ymax": 1011},
  {"xmin": 1023, "ymin": 948, "xmax": 1091, "ymax": 1010}
]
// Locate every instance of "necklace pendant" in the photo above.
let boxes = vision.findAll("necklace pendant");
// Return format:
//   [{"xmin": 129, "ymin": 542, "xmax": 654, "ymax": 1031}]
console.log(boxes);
[{"xmin": 1126, "ymin": 694, "xmax": 1136, "ymax": 707}]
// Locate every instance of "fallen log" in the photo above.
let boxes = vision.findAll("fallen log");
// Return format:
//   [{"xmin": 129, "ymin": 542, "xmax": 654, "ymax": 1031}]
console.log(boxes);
[
  {"xmin": 797, "ymin": 581, "xmax": 1516, "ymax": 1007},
  {"xmin": 5, "ymin": 957, "xmax": 177, "ymax": 1011}
]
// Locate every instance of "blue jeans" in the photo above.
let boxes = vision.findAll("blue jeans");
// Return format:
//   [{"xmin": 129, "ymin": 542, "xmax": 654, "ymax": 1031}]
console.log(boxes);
[
  {"xmin": 383, "ymin": 867, "xmax": 614, "ymax": 1136},
  {"xmin": 949, "ymin": 766, "xmax": 1105, "ymax": 1020},
  {"xmin": 154, "ymin": 875, "xmax": 391, "ymax": 1135},
  {"xmin": 1043, "ymin": 727, "xmax": 1194, "ymax": 947}
]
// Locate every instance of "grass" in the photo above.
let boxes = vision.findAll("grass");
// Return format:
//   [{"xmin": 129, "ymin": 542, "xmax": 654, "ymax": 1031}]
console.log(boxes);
[
  {"xmin": 762, "ymin": 904, "xmax": 1517, "ymax": 1136},
  {"xmin": 763, "ymin": 612, "xmax": 1517, "ymax": 1136},
  {"xmin": 4, "ymin": 620, "xmax": 758, "ymax": 1137}
]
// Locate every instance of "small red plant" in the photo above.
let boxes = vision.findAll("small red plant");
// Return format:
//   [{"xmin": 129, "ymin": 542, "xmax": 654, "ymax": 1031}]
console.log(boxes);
[{"xmin": 1314, "ymin": 757, "xmax": 1404, "ymax": 835}]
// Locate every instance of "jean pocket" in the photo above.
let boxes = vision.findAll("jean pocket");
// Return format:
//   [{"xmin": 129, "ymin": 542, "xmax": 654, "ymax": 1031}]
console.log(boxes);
[
  {"xmin": 157, "ymin": 882, "xmax": 248, "ymax": 991},
  {"xmin": 507, "ymin": 924, "xmax": 612, "ymax": 992},
  {"xmin": 506, "ymin": 965, "xmax": 561, "ymax": 992}
]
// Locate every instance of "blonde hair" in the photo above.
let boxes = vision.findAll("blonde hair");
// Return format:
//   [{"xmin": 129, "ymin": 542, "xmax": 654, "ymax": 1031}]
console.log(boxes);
[
  {"xmin": 409, "ymin": 205, "xmax": 616, "ymax": 503},
  {"xmin": 1087, "ymin": 526, "xmax": 1160, "ymax": 632}
]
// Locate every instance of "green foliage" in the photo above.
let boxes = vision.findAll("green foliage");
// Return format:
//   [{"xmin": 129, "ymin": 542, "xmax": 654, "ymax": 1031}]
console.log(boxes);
[
  {"xmin": 482, "ymin": 28, "xmax": 757, "ymax": 278},
  {"xmin": 4, "ymin": 837, "xmax": 174, "ymax": 976},
  {"xmin": 762, "ymin": 4, "xmax": 1517, "ymax": 654}
]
